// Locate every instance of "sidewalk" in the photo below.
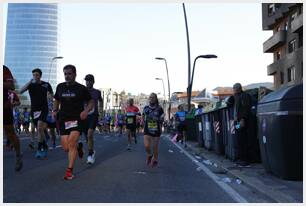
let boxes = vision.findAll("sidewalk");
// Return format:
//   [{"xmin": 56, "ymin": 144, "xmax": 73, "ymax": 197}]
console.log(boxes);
[{"xmin": 182, "ymin": 140, "xmax": 302, "ymax": 203}]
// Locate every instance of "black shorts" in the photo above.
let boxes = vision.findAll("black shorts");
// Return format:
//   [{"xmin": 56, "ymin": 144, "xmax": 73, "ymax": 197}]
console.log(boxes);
[
  {"xmin": 22, "ymin": 121, "xmax": 30, "ymax": 127},
  {"xmin": 4, "ymin": 107, "xmax": 13, "ymax": 125},
  {"xmin": 177, "ymin": 122, "xmax": 186, "ymax": 133},
  {"xmin": 59, "ymin": 119, "xmax": 85, "ymax": 136},
  {"xmin": 47, "ymin": 122, "xmax": 56, "ymax": 129},
  {"xmin": 83, "ymin": 113, "xmax": 98, "ymax": 134},
  {"xmin": 31, "ymin": 108, "xmax": 48, "ymax": 126},
  {"xmin": 126, "ymin": 123, "xmax": 136, "ymax": 132}
]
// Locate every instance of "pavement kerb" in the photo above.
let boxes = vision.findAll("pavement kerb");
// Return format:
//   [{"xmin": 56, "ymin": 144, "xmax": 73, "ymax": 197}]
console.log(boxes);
[{"xmin": 182, "ymin": 141, "xmax": 299, "ymax": 203}]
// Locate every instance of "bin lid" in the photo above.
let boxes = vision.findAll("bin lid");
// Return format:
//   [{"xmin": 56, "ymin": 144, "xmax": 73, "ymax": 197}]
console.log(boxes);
[{"xmin": 258, "ymin": 83, "xmax": 302, "ymax": 105}]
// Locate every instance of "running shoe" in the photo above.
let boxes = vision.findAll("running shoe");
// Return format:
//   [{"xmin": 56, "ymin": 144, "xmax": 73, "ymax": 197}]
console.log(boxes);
[
  {"xmin": 151, "ymin": 159, "xmax": 158, "ymax": 168},
  {"xmin": 35, "ymin": 150, "xmax": 43, "ymax": 158},
  {"xmin": 63, "ymin": 168, "xmax": 74, "ymax": 180},
  {"xmin": 126, "ymin": 144, "xmax": 131, "ymax": 151},
  {"xmin": 86, "ymin": 151, "xmax": 96, "ymax": 164},
  {"xmin": 146, "ymin": 155, "xmax": 153, "ymax": 166},
  {"xmin": 15, "ymin": 154, "xmax": 23, "ymax": 171},
  {"xmin": 134, "ymin": 137, "xmax": 137, "ymax": 144},
  {"xmin": 77, "ymin": 142, "xmax": 84, "ymax": 158},
  {"xmin": 28, "ymin": 142, "xmax": 35, "ymax": 150},
  {"xmin": 41, "ymin": 149, "xmax": 48, "ymax": 158}
]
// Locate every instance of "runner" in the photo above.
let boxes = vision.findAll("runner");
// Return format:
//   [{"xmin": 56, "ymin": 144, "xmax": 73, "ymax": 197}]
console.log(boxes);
[
  {"xmin": 46, "ymin": 91, "xmax": 57, "ymax": 149},
  {"xmin": 105, "ymin": 113, "xmax": 111, "ymax": 133},
  {"xmin": 3, "ymin": 65, "xmax": 23, "ymax": 171},
  {"xmin": 175, "ymin": 105, "xmax": 187, "ymax": 143},
  {"xmin": 22, "ymin": 107, "xmax": 31, "ymax": 134},
  {"xmin": 110, "ymin": 110, "xmax": 116, "ymax": 133},
  {"xmin": 83, "ymin": 74, "xmax": 103, "ymax": 164},
  {"xmin": 116, "ymin": 109, "xmax": 124, "ymax": 135},
  {"xmin": 20, "ymin": 68, "xmax": 53, "ymax": 158},
  {"xmin": 28, "ymin": 116, "xmax": 36, "ymax": 150},
  {"xmin": 125, "ymin": 98, "xmax": 140, "ymax": 150},
  {"xmin": 143, "ymin": 93, "xmax": 164, "ymax": 168},
  {"xmin": 13, "ymin": 107, "xmax": 21, "ymax": 134},
  {"xmin": 52, "ymin": 64, "xmax": 94, "ymax": 180}
]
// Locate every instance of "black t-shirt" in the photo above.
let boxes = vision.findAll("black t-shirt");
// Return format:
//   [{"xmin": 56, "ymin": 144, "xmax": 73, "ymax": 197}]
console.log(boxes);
[
  {"xmin": 143, "ymin": 105, "xmax": 164, "ymax": 136},
  {"xmin": 28, "ymin": 81, "xmax": 53, "ymax": 111},
  {"xmin": 54, "ymin": 82, "xmax": 92, "ymax": 121}
]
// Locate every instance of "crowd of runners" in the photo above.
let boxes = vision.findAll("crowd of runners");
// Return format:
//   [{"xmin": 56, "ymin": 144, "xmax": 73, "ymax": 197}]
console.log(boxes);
[{"xmin": 3, "ymin": 64, "xmax": 165, "ymax": 180}]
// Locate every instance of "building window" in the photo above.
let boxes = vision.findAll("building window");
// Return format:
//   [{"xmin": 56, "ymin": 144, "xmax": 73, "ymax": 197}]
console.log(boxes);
[
  {"xmin": 268, "ymin": 4, "xmax": 276, "ymax": 16},
  {"xmin": 299, "ymin": 32, "xmax": 303, "ymax": 47},
  {"xmin": 287, "ymin": 66, "xmax": 296, "ymax": 82},
  {"xmin": 285, "ymin": 21, "xmax": 288, "ymax": 31},
  {"xmin": 291, "ymin": 12, "xmax": 298, "ymax": 21},
  {"xmin": 276, "ymin": 51, "xmax": 281, "ymax": 60},
  {"xmin": 288, "ymin": 39, "xmax": 296, "ymax": 53},
  {"xmin": 280, "ymin": 71, "xmax": 284, "ymax": 84}
]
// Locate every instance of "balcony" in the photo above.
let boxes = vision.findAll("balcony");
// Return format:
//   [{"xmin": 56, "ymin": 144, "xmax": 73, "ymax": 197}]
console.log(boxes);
[
  {"xmin": 263, "ymin": 30, "xmax": 286, "ymax": 53},
  {"xmin": 267, "ymin": 47, "xmax": 303, "ymax": 75},
  {"xmin": 291, "ymin": 14, "xmax": 303, "ymax": 33}
]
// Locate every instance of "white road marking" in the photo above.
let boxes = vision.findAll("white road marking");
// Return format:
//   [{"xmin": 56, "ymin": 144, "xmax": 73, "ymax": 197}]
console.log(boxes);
[{"xmin": 168, "ymin": 136, "xmax": 248, "ymax": 203}]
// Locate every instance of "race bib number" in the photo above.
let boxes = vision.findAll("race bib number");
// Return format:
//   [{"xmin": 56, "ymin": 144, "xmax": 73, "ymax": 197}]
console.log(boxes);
[
  {"xmin": 65, "ymin": 120, "xmax": 78, "ymax": 130},
  {"xmin": 33, "ymin": 111, "xmax": 41, "ymax": 119},
  {"xmin": 127, "ymin": 117, "xmax": 134, "ymax": 124},
  {"xmin": 148, "ymin": 120, "xmax": 158, "ymax": 131}
]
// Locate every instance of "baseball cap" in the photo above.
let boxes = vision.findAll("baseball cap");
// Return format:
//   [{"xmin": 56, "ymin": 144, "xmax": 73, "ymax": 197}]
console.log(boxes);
[{"xmin": 84, "ymin": 74, "xmax": 95, "ymax": 82}]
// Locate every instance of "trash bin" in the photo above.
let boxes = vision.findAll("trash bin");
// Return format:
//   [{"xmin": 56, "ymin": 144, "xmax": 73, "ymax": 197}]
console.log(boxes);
[
  {"xmin": 245, "ymin": 88, "xmax": 261, "ymax": 163},
  {"xmin": 223, "ymin": 106, "xmax": 239, "ymax": 161},
  {"xmin": 211, "ymin": 108, "xmax": 225, "ymax": 155},
  {"xmin": 257, "ymin": 83, "xmax": 303, "ymax": 180},
  {"xmin": 203, "ymin": 112, "xmax": 214, "ymax": 150},
  {"xmin": 195, "ymin": 113, "xmax": 204, "ymax": 147}
]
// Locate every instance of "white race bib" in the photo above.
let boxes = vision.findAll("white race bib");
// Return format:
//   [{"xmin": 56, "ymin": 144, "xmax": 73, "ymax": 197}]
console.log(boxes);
[
  {"xmin": 33, "ymin": 111, "xmax": 41, "ymax": 119},
  {"xmin": 65, "ymin": 120, "xmax": 78, "ymax": 130}
]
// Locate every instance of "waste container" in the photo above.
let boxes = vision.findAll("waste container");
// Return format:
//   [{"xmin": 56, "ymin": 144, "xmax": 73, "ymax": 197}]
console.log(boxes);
[
  {"xmin": 257, "ymin": 83, "xmax": 303, "ymax": 180},
  {"xmin": 211, "ymin": 108, "xmax": 225, "ymax": 155},
  {"xmin": 203, "ymin": 112, "xmax": 214, "ymax": 150},
  {"xmin": 223, "ymin": 106, "xmax": 239, "ymax": 161},
  {"xmin": 195, "ymin": 113, "xmax": 204, "ymax": 147},
  {"xmin": 245, "ymin": 88, "xmax": 261, "ymax": 163}
]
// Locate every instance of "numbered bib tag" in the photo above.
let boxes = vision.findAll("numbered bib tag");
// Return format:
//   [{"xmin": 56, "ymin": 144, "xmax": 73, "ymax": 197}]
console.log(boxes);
[
  {"xmin": 33, "ymin": 111, "xmax": 41, "ymax": 119},
  {"xmin": 127, "ymin": 117, "xmax": 134, "ymax": 124},
  {"xmin": 65, "ymin": 120, "xmax": 78, "ymax": 130},
  {"xmin": 148, "ymin": 120, "xmax": 158, "ymax": 131}
]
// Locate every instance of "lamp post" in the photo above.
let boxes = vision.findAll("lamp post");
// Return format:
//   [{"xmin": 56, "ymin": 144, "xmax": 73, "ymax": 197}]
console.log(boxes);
[
  {"xmin": 187, "ymin": 54, "xmax": 217, "ymax": 112},
  {"xmin": 182, "ymin": 3, "xmax": 192, "ymax": 111},
  {"xmin": 155, "ymin": 78, "xmax": 166, "ymax": 111},
  {"xmin": 155, "ymin": 57, "xmax": 171, "ymax": 121},
  {"xmin": 48, "ymin": 56, "xmax": 63, "ymax": 83}
]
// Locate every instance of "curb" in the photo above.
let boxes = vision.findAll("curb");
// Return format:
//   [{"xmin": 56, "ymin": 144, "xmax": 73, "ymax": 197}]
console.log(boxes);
[{"xmin": 183, "ymin": 141, "xmax": 299, "ymax": 203}]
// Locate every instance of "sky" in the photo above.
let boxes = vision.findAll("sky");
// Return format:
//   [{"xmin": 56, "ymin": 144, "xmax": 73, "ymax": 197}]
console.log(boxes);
[{"xmin": 2, "ymin": 2, "xmax": 273, "ymax": 96}]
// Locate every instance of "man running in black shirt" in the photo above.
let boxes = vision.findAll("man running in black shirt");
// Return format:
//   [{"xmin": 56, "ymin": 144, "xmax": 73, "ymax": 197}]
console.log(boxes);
[
  {"xmin": 20, "ymin": 68, "xmax": 53, "ymax": 158},
  {"xmin": 53, "ymin": 65, "xmax": 94, "ymax": 180},
  {"xmin": 83, "ymin": 74, "xmax": 103, "ymax": 165}
]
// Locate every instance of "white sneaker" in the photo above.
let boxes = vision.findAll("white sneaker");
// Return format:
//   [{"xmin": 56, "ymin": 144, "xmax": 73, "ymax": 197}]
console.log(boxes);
[{"xmin": 86, "ymin": 151, "xmax": 95, "ymax": 164}]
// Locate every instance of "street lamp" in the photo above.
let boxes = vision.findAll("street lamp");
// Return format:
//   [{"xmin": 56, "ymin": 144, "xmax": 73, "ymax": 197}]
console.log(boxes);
[
  {"xmin": 155, "ymin": 78, "xmax": 166, "ymax": 111},
  {"xmin": 155, "ymin": 57, "xmax": 171, "ymax": 121},
  {"xmin": 48, "ymin": 56, "xmax": 63, "ymax": 83},
  {"xmin": 187, "ymin": 54, "xmax": 217, "ymax": 112}
]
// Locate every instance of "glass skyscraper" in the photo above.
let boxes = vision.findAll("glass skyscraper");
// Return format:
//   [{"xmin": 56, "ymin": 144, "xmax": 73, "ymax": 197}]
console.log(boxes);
[{"xmin": 4, "ymin": 3, "xmax": 60, "ymax": 106}]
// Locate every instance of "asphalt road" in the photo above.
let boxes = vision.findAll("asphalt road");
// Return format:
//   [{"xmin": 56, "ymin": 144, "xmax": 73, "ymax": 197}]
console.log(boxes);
[{"xmin": 4, "ymin": 131, "xmax": 238, "ymax": 203}]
